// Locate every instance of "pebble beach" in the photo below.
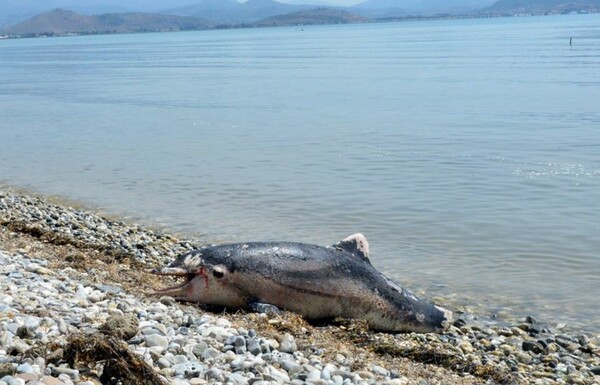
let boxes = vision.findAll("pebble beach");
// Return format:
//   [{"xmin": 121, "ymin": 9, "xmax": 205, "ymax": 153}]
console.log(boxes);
[{"xmin": 1, "ymin": 189, "xmax": 599, "ymax": 385}]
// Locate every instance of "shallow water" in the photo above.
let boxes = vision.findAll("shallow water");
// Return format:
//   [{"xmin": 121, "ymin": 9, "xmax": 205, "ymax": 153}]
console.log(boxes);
[{"xmin": 1, "ymin": 15, "xmax": 599, "ymax": 331}]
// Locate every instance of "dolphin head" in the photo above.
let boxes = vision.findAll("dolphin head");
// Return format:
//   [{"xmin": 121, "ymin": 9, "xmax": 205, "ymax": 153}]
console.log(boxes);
[{"xmin": 152, "ymin": 250, "xmax": 246, "ymax": 306}]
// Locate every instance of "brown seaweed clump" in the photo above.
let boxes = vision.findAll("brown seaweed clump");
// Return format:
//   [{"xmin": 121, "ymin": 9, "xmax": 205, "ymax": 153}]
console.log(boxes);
[
  {"xmin": 63, "ymin": 333, "xmax": 166, "ymax": 385},
  {"xmin": 371, "ymin": 342, "xmax": 515, "ymax": 385}
]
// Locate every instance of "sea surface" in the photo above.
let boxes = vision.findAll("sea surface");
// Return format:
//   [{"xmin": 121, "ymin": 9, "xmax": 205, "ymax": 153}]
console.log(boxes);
[{"xmin": 1, "ymin": 15, "xmax": 599, "ymax": 331}]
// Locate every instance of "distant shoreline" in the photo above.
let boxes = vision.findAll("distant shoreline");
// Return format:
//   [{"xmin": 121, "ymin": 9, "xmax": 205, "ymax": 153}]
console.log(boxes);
[{"xmin": 2, "ymin": 9, "xmax": 598, "ymax": 41}]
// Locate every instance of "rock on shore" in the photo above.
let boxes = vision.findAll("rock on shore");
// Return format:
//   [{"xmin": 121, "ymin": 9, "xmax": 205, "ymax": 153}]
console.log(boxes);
[{"xmin": 1, "ymin": 189, "xmax": 599, "ymax": 385}]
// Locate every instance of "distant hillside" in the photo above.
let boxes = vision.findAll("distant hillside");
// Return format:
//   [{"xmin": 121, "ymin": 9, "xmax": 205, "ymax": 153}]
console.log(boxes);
[
  {"xmin": 0, "ymin": 0, "xmax": 206, "ymax": 27},
  {"xmin": 164, "ymin": 0, "xmax": 241, "ymax": 24},
  {"xmin": 354, "ymin": 0, "xmax": 411, "ymax": 8},
  {"xmin": 351, "ymin": 6, "xmax": 409, "ymax": 19},
  {"xmin": 167, "ymin": 0, "xmax": 314, "ymax": 24},
  {"xmin": 255, "ymin": 8, "xmax": 368, "ymax": 26},
  {"xmin": 3, "ymin": 9, "xmax": 213, "ymax": 37},
  {"xmin": 487, "ymin": 0, "xmax": 600, "ymax": 13},
  {"xmin": 354, "ymin": 0, "xmax": 495, "ymax": 15}
]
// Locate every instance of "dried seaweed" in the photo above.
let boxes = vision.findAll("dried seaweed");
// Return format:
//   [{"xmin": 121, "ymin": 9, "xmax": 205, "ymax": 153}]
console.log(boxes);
[
  {"xmin": 371, "ymin": 342, "xmax": 515, "ymax": 385},
  {"xmin": 63, "ymin": 333, "xmax": 166, "ymax": 385}
]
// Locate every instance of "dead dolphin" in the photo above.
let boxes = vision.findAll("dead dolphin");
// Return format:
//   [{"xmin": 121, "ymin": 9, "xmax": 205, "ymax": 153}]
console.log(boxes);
[{"xmin": 153, "ymin": 234, "xmax": 452, "ymax": 333}]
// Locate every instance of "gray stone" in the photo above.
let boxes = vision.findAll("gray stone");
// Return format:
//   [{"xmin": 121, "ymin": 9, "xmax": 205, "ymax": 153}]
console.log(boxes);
[
  {"xmin": 227, "ymin": 372, "xmax": 249, "ymax": 385},
  {"xmin": 280, "ymin": 360, "xmax": 302, "ymax": 375},
  {"xmin": 225, "ymin": 335, "xmax": 237, "ymax": 345},
  {"xmin": 203, "ymin": 326, "xmax": 228, "ymax": 340},
  {"xmin": 94, "ymin": 284, "xmax": 122, "ymax": 294},
  {"xmin": 235, "ymin": 346, "xmax": 247, "ymax": 355},
  {"xmin": 24, "ymin": 317, "xmax": 41, "ymax": 331},
  {"xmin": 5, "ymin": 324, "xmax": 19, "ymax": 336},
  {"xmin": 192, "ymin": 341, "xmax": 208, "ymax": 357},
  {"xmin": 0, "ymin": 376, "xmax": 25, "ymax": 385},
  {"xmin": 99, "ymin": 314, "xmax": 139, "ymax": 340},
  {"xmin": 33, "ymin": 358, "xmax": 45, "ymax": 373},
  {"xmin": 15, "ymin": 363, "xmax": 35, "ymax": 374},
  {"xmin": 516, "ymin": 353, "xmax": 532, "ymax": 364},
  {"xmin": 259, "ymin": 339, "xmax": 271, "ymax": 354},
  {"xmin": 0, "ymin": 332, "xmax": 13, "ymax": 349},
  {"xmin": 306, "ymin": 380, "xmax": 328, "ymax": 385},
  {"xmin": 267, "ymin": 366, "xmax": 290, "ymax": 383},
  {"xmin": 332, "ymin": 370, "xmax": 354, "ymax": 380},
  {"xmin": 52, "ymin": 367, "xmax": 78, "ymax": 380},
  {"xmin": 201, "ymin": 347, "xmax": 220, "ymax": 361},
  {"xmin": 522, "ymin": 340, "xmax": 544, "ymax": 354},
  {"xmin": 234, "ymin": 336, "xmax": 246, "ymax": 347},
  {"xmin": 247, "ymin": 338, "xmax": 262, "ymax": 355},
  {"xmin": 173, "ymin": 355, "xmax": 188, "ymax": 364},
  {"xmin": 172, "ymin": 362, "xmax": 203, "ymax": 379},
  {"xmin": 279, "ymin": 333, "xmax": 297, "ymax": 353},
  {"xmin": 144, "ymin": 334, "xmax": 168, "ymax": 349},
  {"xmin": 324, "ymin": 364, "xmax": 338, "ymax": 376},
  {"xmin": 384, "ymin": 379, "xmax": 409, "ymax": 385},
  {"xmin": 306, "ymin": 368, "xmax": 321, "ymax": 380},
  {"xmin": 230, "ymin": 357, "xmax": 247, "ymax": 371},
  {"xmin": 204, "ymin": 368, "xmax": 224, "ymax": 382},
  {"xmin": 157, "ymin": 358, "xmax": 172, "ymax": 369},
  {"xmin": 40, "ymin": 376, "xmax": 65, "ymax": 385},
  {"xmin": 57, "ymin": 373, "xmax": 75, "ymax": 385},
  {"xmin": 370, "ymin": 365, "xmax": 389, "ymax": 377}
]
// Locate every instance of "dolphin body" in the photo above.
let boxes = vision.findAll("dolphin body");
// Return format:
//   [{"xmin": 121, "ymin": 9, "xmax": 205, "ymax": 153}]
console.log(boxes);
[{"xmin": 153, "ymin": 234, "xmax": 452, "ymax": 333}]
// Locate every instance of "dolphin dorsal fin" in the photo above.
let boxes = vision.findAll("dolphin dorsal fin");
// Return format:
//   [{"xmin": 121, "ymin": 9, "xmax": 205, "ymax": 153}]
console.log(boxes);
[{"xmin": 333, "ymin": 233, "xmax": 370, "ymax": 261}]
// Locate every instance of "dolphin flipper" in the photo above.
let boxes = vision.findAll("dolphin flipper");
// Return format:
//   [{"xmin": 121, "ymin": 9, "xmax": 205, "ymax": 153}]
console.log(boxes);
[{"xmin": 248, "ymin": 300, "xmax": 282, "ymax": 315}]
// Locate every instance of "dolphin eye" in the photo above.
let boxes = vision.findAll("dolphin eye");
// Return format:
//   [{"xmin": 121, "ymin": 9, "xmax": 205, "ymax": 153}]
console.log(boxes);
[{"xmin": 213, "ymin": 270, "xmax": 224, "ymax": 278}]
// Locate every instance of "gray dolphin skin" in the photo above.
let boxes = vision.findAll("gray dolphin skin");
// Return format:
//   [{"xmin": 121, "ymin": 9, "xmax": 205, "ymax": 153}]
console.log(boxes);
[{"xmin": 153, "ymin": 234, "xmax": 452, "ymax": 333}]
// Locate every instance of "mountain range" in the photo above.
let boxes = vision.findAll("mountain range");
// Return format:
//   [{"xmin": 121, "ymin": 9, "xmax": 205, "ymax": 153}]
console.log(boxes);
[
  {"xmin": 3, "ymin": 9, "xmax": 213, "ymax": 37},
  {"xmin": 255, "ymin": 7, "xmax": 368, "ymax": 26},
  {"xmin": 488, "ymin": 0, "xmax": 600, "ymax": 13},
  {"xmin": 353, "ymin": 0, "xmax": 496, "ymax": 15},
  {"xmin": 164, "ymin": 0, "xmax": 313, "ymax": 24},
  {"xmin": 2, "ymin": 0, "xmax": 599, "ymax": 38},
  {"xmin": 0, "ymin": 0, "xmax": 497, "ymax": 28}
]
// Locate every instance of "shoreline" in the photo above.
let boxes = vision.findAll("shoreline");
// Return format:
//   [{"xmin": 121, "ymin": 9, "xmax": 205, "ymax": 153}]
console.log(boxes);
[
  {"xmin": 1, "ymin": 188, "xmax": 599, "ymax": 385},
  {"xmin": 3, "ymin": 11, "xmax": 599, "ymax": 41}
]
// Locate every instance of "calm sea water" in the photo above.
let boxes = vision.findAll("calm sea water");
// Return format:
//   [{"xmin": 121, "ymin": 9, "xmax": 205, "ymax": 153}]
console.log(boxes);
[{"xmin": 1, "ymin": 15, "xmax": 599, "ymax": 331}]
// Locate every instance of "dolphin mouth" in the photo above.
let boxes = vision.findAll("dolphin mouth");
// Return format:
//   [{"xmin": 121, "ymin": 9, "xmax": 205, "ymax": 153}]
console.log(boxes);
[{"xmin": 151, "ymin": 267, "xmax": 196, "ymax": 297}]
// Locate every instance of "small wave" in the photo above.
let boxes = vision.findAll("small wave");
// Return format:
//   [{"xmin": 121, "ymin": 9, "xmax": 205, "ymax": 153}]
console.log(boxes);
[{"xmin": 512, "ymin": 161, "xmax": 600, "ymax": 179}]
